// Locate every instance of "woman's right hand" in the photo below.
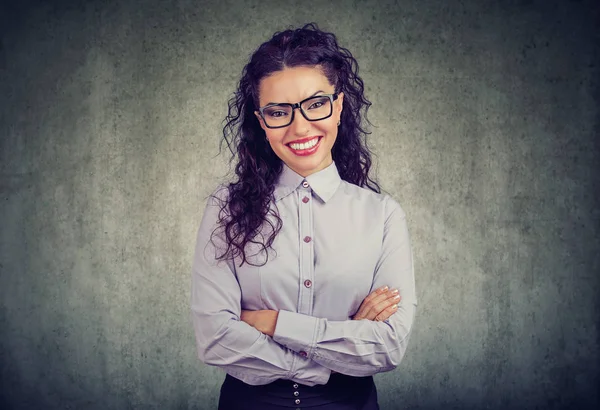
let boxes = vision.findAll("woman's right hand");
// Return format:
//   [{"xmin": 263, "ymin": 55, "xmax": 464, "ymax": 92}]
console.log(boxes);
[{"xmin": 351, "ymin": 286, "xmax": 401, "ymax": 322}]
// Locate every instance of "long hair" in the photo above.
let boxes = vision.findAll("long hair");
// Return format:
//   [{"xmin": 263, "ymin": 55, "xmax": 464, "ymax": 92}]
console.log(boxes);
[{"xmin": 212, "ymin": 22, "xmax": 381, "ymax": 267}]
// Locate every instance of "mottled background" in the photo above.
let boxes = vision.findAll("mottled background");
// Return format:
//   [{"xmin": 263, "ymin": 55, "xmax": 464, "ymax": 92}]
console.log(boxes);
[{"xmin": 1, "ymin": 0, "xmax": 598, "ymax": 409}]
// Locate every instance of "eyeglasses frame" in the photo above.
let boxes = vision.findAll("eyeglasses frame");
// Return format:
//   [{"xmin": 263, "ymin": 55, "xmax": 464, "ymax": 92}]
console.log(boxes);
[{"xmin": 256, "ymin": 93, "xmax": 339, "ymax": 129}]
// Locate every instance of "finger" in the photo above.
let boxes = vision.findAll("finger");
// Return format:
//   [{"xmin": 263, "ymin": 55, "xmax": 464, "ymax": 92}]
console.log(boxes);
[
  {"xmin": 374, "ymin": 300, "xmax": 401, "ymax": 321},
  {"xmin": 375, "ymin": 295, "xmax": 400, "ymax": 316},
  {"xmin": 356, "ymin": 287, "xmax": 397, "ymax": 320},
  {"xmin": 356, "ymin": 291, "xmax": 392, "ymax": 320},
  {"xmin": 364, "ymin": 293, "xmax": 399, "ymax": 320},
  {"xmin": 374, "ymin": 303, "xmax": 399, "ymax": 322},
  {"xmin": 354, "ymin": 286, "xmax": 389, "ymax": 319},
  {"xmin": 362, "ymin": 286, "xmax": 389, "ymax": 305},
  {"xmin": 372, "ymin": 294, "xmax": 400, "ymax": 317},
  {"xmin": 363, "ymin": 289, "xmax": 399, "ymax": 319}
]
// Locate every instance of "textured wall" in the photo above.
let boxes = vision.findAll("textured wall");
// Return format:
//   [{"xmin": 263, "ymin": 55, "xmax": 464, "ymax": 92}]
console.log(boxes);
[{"xmin": 1, "ymin": 0, "xmax": 598, "ymax": 409}]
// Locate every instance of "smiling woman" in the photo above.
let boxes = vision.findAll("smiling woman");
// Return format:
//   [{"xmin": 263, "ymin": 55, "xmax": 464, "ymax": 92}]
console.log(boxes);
[{"xmin": 190, "ymin": 23, "xmax": 417, "ymax": 409}]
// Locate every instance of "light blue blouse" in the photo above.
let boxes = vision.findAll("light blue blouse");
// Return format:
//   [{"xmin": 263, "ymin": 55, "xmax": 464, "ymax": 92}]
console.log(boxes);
[{"xmin": 191, "ymin": 160, "xmax": 417, "ymax": 386}]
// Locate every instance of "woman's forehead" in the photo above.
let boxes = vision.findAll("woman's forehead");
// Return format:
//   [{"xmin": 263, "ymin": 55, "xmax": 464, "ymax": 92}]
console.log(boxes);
[{"xmin": 258, "ymin": 66, "xmax": 333, "ymax": 104}]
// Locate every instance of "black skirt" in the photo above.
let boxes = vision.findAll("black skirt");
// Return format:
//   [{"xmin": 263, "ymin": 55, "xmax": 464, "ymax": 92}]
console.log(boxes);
[{"xmin": 218, "ymin": 372, "xmax": 379, "ymax": 409}]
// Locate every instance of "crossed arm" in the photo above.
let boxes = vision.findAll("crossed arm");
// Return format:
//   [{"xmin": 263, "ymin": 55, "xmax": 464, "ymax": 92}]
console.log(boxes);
[
  {"xmin": 240, "ymin": 286, "xmax": 402, "ymax": 337},
  {"xmin": 239, "ymin": 288, "xmax": 403, "ymax": 376}
]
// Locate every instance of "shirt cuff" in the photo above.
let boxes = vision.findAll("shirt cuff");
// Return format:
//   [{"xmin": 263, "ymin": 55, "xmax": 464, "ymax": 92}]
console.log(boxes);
[{"xmin": 273, "ymin": 310, "xmax": 321, "ymax": 359}]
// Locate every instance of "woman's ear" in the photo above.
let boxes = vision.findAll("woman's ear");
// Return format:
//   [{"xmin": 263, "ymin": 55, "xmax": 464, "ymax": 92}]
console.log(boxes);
[
  {"xmin": 254, "ymin": 111, "xmax": 266, "ymax": 132},
  {"xmin": 337, "ymin": 92, "xmax": 344, "ymax": 117}
]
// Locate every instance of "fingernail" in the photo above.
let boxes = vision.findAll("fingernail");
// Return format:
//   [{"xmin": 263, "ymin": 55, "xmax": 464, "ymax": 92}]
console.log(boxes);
[
  {"xmin": 393, "ymin": 295, "xmax": 400, "ymax": 300},
  {"xmin": 391, "ymin": 289, "xmax": 399, "ymax": 294},
  {"xmin": 392, "ymin": 304, "xmax": 398, "ymax": 310},
  {"xmin": 380, "ymin": 286, "xmax": 388, "ymax": 292}
]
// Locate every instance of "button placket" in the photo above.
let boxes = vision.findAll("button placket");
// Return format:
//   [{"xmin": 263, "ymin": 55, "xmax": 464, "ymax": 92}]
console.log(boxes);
[{"xmin": 297, "ymin": 182, "xmax": 314, "ymax": 317}]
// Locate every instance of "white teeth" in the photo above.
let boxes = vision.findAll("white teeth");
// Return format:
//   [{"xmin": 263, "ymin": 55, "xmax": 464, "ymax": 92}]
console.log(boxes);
[{"xmin": 290, "ymin": 138, "xmax": 319, "ymax": 150}]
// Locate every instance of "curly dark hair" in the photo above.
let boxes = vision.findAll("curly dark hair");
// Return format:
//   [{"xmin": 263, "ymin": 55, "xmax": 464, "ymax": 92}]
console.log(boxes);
[{"xmin": 211, "ymin": 22, "xmax": 381, "ymax": 268}]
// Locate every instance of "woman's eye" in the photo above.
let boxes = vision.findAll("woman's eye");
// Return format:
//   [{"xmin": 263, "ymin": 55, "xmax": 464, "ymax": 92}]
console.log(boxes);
[
  {"xmin": 308, "ymin": 101, "xmax": 324, "ymax": 109},
  {"xmin": 266, "ymin": 110, "xmax": 288, "ymax": 118}
]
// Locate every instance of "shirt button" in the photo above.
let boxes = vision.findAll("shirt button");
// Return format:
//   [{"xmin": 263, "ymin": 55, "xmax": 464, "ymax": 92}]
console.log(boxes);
[
  {"xmin": 293, "ymin": 391, "xmax": 299, "ymax": 397},
  {"xmin": 293, "ymin": 383, "xmax": 299, "ymax": 389},
  {"xmin": 304, "ymin": 279, "xmax": 312, "ymax": 288},
  {"xmin": 303, "ymin": 236, "xmax": 311, "ymax": 243},
  {"xmin": 295, "ymin": 399, "xmax": 301, "ymax": 405},
  {"xmin": 299, "ymin": 351, "xmax": 308, "ymax": 357},
  {"xmin": 302, "ymin": 181, "xmax": 309, "ymax": 188},
  {"xmin": 302, "ymin": 196, "xmax": 309, "ymax": 203}
]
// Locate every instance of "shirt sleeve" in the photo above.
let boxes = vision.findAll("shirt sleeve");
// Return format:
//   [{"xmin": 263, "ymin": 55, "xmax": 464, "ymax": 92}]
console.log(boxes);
[
  {"xmin": 190, "ymin": 186, "xmax": 332, "ymax": 386},
  {"xmin": 272, "ymin": 195, "xmax": 417, "ymax": 377}
]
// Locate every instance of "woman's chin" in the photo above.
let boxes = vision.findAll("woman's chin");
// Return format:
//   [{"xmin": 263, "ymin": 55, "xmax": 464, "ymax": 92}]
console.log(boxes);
[{"xmin": 284, "ymin": 155, "xmax": 332, "ymax": 177}]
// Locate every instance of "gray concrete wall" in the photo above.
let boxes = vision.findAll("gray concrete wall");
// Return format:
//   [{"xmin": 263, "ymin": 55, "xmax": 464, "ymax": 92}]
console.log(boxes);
[{"xmin": 1, "ymin": 0, "xmax": 598, "ymax": 409}]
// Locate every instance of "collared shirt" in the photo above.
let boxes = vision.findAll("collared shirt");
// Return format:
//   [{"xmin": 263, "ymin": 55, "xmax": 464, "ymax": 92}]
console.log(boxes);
[{"xmin": 191, "ymin": 161, "xmax": 417, "ymax": 386}]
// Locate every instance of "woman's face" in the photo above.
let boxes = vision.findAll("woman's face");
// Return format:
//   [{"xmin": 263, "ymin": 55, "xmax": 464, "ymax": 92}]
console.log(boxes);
[{"xmin": 255, "ymin": 66, "xmax": 344, "ymax": 177}]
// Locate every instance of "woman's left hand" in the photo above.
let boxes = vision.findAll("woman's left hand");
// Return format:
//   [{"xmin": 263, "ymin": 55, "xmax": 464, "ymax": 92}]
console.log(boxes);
[{"xmin": 241, "ymin": 310, "xmax": 279, "ymax": 337}]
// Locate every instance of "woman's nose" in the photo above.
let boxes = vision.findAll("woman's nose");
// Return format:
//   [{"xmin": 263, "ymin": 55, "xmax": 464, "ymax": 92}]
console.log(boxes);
[{"xmin": 289, "ymin": 108, "xmax": 310, "ymax": 135}]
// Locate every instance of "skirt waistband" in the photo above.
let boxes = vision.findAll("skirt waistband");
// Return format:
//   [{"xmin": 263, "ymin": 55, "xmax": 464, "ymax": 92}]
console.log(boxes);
[
  {"xmin": 270, "ymin": 371, "xmax": 372, "ymax": 388},
  {"xmin": 219, "ymin": 373, "xmax": 378, "ymax": 409}
]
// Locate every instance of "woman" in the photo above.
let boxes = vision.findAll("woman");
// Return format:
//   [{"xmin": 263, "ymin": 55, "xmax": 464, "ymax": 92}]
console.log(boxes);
[{"xmin": 191, "ymin": 23, "xmax": 417, "ymax": 409}]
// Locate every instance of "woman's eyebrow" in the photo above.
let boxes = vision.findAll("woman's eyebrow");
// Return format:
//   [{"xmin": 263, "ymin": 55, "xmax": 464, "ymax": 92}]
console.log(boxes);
[{"xmin": 265, "ymin": 90, "xmax": 326, "ymax": 106}]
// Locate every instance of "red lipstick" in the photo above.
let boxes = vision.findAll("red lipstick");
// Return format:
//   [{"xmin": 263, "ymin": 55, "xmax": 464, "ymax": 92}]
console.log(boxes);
[
  {"xmin": 286, "ymin": 136, "xmax": 321, "ymax": 145},
  {"xmin": 287, "ymin": 136, "xmax": 322, "ymax": 156}
]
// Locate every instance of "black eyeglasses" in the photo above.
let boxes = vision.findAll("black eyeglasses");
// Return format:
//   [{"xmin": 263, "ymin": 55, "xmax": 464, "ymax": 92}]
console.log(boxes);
[{"xmin": 257, "ymin": 93, "xmax": 339, "ymax": 129}]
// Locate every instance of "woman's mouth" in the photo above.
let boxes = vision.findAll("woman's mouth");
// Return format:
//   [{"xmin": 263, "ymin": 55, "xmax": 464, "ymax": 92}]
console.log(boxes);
[{"xmin": 286, "ymin": 136, "xmax": 322, "ymax": 156}]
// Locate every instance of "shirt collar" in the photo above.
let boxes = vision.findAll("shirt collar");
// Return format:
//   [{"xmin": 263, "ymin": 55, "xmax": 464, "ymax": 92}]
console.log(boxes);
[{"xmin": 274, "ymin": 161, "xmax": 342, "ymax": 203}]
